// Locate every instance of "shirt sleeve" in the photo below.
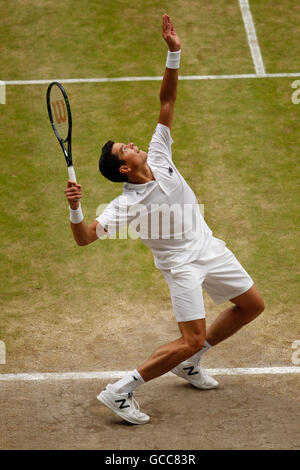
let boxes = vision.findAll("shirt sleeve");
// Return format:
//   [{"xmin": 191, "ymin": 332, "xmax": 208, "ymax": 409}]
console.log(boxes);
[
  {"xmin": 95, "ymin": 196, "xmax": 130, "ymax": 238},
  {"xmin": 147, "ymin": 123, "xmax": 174, "ymax": 164}
]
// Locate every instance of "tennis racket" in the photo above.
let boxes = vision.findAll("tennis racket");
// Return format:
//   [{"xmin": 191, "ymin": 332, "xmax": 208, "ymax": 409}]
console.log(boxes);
[{"xmin": 46, "ymin": 81, "xmax": 77, "ymax": 183}]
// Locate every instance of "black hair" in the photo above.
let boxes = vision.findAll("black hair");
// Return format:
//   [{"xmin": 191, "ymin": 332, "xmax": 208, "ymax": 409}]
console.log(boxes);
[{"xmin": 99, "ymin": 140, "xmax": 128, "ymax": 183}]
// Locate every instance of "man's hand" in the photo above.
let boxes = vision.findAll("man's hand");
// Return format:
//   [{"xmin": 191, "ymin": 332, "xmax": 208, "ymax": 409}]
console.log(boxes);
[
  {"xmin": 162, "ymin": 14, "xmax": 180, "ymax": 52},
  {"xmin": 64, "ymin": 181, "xmax": 82, "ymax": 210}
]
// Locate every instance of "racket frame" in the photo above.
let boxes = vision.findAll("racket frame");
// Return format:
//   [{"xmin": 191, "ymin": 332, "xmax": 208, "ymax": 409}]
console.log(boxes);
[{"xmin": 46, "ymin": 81, "xmax": 77, "ymax": 182}]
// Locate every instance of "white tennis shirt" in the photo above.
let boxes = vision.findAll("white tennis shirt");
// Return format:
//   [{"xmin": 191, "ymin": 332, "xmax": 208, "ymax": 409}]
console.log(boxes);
[{"xmin": 96, "ymin": 124, "xmax": 213, "ymax": 270}]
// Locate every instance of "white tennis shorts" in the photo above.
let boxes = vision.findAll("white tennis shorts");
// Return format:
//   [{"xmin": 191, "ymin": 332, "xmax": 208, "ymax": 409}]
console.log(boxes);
[{"xmin": 161, "ymin": 236, "xmax": 254, "ymax": 322}]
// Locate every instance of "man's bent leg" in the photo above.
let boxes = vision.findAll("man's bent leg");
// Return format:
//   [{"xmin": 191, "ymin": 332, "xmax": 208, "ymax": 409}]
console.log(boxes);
[
  {"xmin": 206, "ymin": 285, "xmax": 265, "ymax": 346},
  {"xmin": 138, "ymin": 319, "xmax": 206, "ymax": 382}
]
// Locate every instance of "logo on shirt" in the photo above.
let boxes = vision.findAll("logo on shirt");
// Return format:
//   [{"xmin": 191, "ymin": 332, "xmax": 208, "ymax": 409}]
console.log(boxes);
[{"xmin": 168, "ymin": 167, "xmax": 173, "ymax": 175}]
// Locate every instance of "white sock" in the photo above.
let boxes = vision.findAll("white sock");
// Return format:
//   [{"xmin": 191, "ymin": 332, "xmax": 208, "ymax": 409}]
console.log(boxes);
[
  {"xmin": 185, "ymin": 340, "xmax": 212, "ymax": 366},
  {"xmin": 109, "ymin": 369, "xmax": 145, "ymax": 395}
]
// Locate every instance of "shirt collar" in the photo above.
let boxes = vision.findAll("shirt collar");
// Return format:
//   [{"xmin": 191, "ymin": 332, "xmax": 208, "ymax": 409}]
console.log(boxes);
[
  {"xmin": 123, "ymin": 161, "xmax": 174, "ymax": 196},
  {"xmin": 123, "ymin": 179, "xmax": 156, "ymax": 193}
]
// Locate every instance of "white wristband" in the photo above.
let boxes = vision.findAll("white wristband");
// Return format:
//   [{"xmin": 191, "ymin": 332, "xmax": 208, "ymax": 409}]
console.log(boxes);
[
  {"xmin": 166, "ymin": 49, "xmax": 181, "ymax": 69},
  {"xmin": 69, "ymin": 203, "xmax": 84, "ymax": 224}
]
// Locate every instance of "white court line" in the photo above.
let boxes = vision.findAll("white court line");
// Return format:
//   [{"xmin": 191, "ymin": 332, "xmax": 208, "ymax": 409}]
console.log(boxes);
[
  {"xmin": 0, "ymin": 367, "xmax": 299, "ymax": 382},
  {"xmin": 239, "ymin": 0, "xmax": 266, "ymax": 76},
  {"xmin": 0, "ymin": 80, "xmax": 5, "ymax": 104},
  {"xmin": 3, "ymin": 72, "xmax": 300, "ymax": 86}
]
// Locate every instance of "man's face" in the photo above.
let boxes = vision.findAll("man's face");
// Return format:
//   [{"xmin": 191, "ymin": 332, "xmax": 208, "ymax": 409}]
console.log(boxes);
[{"xmin": 112, "ymin": 142, "xmax": 148, "ymax": 176}]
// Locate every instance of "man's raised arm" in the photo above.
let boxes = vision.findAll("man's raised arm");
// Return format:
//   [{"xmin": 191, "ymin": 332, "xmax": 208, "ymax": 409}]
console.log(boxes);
[{"xmin": 159, "ymin": 14, "xmax": 181, "ymax": 131}]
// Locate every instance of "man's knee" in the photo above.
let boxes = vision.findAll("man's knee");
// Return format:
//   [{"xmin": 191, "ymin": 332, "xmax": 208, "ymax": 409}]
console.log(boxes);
[
  {"xmin": 232, "ymin": 286, "xmax": 265, "ymax": 321},
  {"xmin": 178, "ymin": 318, "xmax": 206, "ymax": 357},
  {"xmin": 244, "ymin": 296, "xmax": 265, "ymax": 322},
  {"xmin": 256, "ymin": 298, "xmax": 265, "ymax": 315},
  {"xmin": 249, "ymin": 294, "xmax": 265, "ymax": 316}
]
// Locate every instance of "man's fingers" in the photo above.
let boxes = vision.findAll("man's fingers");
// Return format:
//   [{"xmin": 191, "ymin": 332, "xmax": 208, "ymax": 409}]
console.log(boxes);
[
  {"xmin": 170, "ymin": 17, "xmax": 175, "ymax": 32},
  {"xmin": 162, "ymin": 14, "xmax": 167, "ymax": 34},
  {"xmin": 66, "ymin": 182, "xmax": 81, "ymax": 191},
  {"xmin": 68, "ymin": 184, "xmax": 81, "ymax": 190},
  {"xmin": 65, "ymin": 193, "xmax": 82, "ymax": 199},
  {"xmin": 67, "ymin": 180, "xmax": 81, "ymax": 187},
  {"xmin": 162, "ymin": 14, "xmax": 170, "ymax": 34},
  {"xmin": 166, "ymin": 16, "xmax": 170, "ymax": 32},
  {"xmin": 65, "ymin": 186, "xmax": 81, "ymax": 193},
  {"xmin": 65, "ymin": 186, "xmax": 82, "ymax": 201},
  {"xmin": 65, "ymin": 181, "xmax": 82, "ymax": 207}
]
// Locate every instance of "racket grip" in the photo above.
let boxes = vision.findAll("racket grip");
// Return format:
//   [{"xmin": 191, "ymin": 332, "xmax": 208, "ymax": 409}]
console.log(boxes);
[{"xmin": 68, "ymin": 165, "xmax": 77, "ymax": 183}]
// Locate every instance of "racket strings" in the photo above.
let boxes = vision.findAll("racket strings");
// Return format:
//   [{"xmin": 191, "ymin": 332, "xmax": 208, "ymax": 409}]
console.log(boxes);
[{"xmin": 50, "ymin": 85, "xmax": 69, "ymax": 141}]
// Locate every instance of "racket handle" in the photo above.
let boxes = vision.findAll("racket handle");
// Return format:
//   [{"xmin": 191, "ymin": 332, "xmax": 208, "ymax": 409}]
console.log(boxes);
[{"xmin": 68, "ymin": 165, "xmax": 77, "ymax": 183}]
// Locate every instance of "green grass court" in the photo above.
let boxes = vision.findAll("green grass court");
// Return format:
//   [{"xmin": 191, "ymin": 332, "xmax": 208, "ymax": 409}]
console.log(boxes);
[{"xmin": 0, "ymin": 0, "xmax": 299, "ymax": 368}]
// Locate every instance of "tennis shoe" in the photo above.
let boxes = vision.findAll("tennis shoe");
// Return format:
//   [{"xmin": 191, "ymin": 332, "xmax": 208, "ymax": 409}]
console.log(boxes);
[
  {"xmin": 171, "ymin": 361, "xmax": 219, "ymax": 389},
  {"xmin": 97, "ymin": 384, "xmax": 150, "ymax": 425}
]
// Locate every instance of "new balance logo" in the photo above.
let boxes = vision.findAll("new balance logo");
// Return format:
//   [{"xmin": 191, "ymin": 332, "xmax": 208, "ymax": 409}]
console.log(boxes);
[
  {"xmin": 183, "ymin": 366, "xmax": 199, "ymax": 376},
  {"xmin": 115, "ymin": 399, "xmax": 130, "ymax": 409}
]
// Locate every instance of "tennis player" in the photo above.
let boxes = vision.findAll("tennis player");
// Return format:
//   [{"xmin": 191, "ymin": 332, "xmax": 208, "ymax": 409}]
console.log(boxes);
[{"xmin": 65, "ymin": 14, "xmax": 265, "ymax": 425}]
